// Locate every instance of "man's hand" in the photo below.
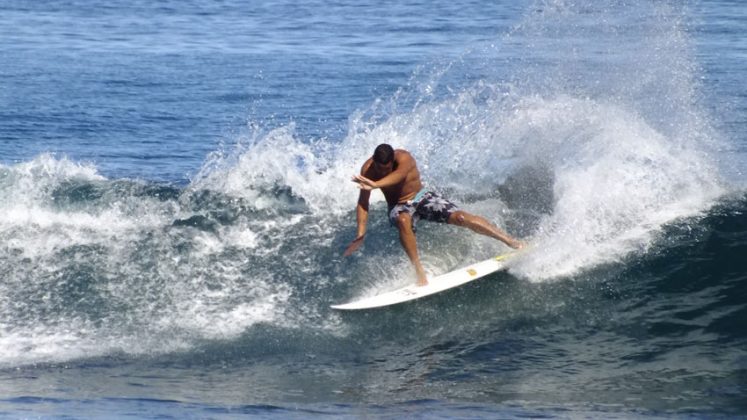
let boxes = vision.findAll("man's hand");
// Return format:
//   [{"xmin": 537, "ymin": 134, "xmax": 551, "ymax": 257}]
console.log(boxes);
[
  {"xmin": 351, "ymin": 174, "xmax": 378, "ymax": 191},
  {"xmin": 343, "ymin": 234, "xmax": 365, "ymax": 256}
]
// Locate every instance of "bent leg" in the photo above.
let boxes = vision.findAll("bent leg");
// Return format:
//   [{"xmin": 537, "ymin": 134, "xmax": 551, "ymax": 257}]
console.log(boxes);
[
  {"xmin": 448, "ymin": 210, "xmax": 523, "ymax": 249},
  {"xmin": 395, "ymin": 212, "xmax": 429, "ymax": 286}
]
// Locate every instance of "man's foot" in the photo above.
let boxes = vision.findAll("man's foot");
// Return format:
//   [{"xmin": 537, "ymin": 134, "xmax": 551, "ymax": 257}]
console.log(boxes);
[
  {"xmin": 508, "ymin": 239, "xmax": 525, "ymax": 250},
  {"xmin": 416, "ymin": 268, "xmax": 428, "ymax": 287}
]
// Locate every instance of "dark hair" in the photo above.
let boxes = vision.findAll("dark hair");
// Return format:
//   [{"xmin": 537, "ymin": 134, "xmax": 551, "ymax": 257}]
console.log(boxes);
[{"xmin": 373, "ymin": 144, "xmax": 394, "ymax": 165}]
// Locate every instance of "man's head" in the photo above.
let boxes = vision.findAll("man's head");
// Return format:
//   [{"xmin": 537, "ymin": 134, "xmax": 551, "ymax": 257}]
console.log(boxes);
[{"xmin": 373, "ymin": 144, "xmax": 394, "ymax": 172}]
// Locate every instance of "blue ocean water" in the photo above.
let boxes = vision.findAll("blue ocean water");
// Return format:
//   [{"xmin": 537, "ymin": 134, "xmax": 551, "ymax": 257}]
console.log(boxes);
[{"xmin": 1, "ymin": 0, "xmax": 746, "ymax": 418}]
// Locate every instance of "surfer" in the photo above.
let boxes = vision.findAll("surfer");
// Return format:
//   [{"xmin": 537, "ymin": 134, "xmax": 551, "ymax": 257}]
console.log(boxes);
[{"xmin": 344, "ymin": 143, "xmax": 523, "ymax": 286}]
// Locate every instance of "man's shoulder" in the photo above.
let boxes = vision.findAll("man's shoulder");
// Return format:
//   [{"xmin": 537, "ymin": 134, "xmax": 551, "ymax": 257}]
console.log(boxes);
[
  {"xmin": 360, "ymin": 157, "xmax": 374, "ymax": 173},
  {"xmin": 394, "ymin": 149, "xmax": 414, "ymax": 160}
]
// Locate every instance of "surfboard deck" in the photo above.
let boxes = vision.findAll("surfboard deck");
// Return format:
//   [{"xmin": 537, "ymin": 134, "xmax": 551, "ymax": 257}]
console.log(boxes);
[{"xmin": 330, "ymin": 253, "xmax": 514, "ymax": 310}]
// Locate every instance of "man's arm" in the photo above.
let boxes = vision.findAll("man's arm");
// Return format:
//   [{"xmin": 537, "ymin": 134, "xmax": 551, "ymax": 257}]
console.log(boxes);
[
  {"xmin": 343, "ymin": 189, "xmax": 370, "ymax": 256},
  {"xmin": 354, "ymin": 189, "xmax": 370, "ymax": 238},
  {"xmin": 344, "ymin": 160, "xmax": 373, "ymax": 256}
]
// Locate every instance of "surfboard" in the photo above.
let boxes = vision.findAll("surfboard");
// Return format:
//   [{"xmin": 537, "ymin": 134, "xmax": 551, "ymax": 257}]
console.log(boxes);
[{"xmin": 330, "ymin": 253, "xmax": 515, "ymax": 310}]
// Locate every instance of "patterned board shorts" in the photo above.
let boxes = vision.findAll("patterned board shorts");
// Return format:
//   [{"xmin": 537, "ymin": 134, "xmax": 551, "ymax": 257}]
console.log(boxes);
[{"xmin": 388, "ymin": 190, "xmax": 460, "ymax": 230}]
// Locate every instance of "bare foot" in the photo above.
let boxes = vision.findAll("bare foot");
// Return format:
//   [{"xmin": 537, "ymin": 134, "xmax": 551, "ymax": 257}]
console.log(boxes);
[{"xmin": 416, "ymin": 268, "xmax": 428, "ymax": 286}]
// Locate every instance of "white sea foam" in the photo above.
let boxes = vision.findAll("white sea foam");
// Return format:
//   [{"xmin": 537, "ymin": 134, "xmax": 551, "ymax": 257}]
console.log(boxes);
[
  {"xmin": 192, "ymin": 124, "xmax": 362, "ymax": 213},
  {"xmin": 1, "ymin": 98, "xmax": 725, "ymax": 367},
  {"xmin": 199, "ymin": 84, "xmax": 724, "ymax": 285},
  {"xmin": 502, "ymin": 97, "xmax": 724, "ymax": 280},
  {"xmin": 0, "ymin": 154, "xmax": 305, "ymax": 367}
]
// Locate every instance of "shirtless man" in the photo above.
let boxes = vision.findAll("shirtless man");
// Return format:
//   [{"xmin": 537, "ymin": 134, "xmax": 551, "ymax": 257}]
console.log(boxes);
[{"xmin": 344, "ymin": 143, "xmax": 523, "ymax": 286}]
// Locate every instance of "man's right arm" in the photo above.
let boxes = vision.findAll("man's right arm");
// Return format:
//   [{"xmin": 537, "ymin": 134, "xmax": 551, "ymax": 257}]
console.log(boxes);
[
  {"xmin": 355, "ymin": 189, "xmax": 371, "ymax": 238},
  {"xmin": 343, "ymin": 190, "xmax": 370, "ymax": 257},
  {"xmin": 344, "ymin": 159, "xmax": 372, "ymax": 256}
]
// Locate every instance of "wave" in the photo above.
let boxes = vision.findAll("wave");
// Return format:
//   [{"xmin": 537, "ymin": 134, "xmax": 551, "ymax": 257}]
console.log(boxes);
[
  {"xmin": 0, "ymin": 122, "xmax": 735, "ymax": 369},
  {"xmin": 0, "ymin": 0, "xmax": 741, "ymax": 368}
]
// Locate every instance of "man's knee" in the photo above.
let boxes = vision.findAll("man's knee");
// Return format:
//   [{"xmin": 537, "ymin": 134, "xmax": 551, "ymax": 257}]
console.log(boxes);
[
  {"xmin": 396, "ymin": 213, "xmax": 413, "ymax": 230},
  {"xmin": 449, "ymin": 210, "xmax": 468, "ymax": 226}
]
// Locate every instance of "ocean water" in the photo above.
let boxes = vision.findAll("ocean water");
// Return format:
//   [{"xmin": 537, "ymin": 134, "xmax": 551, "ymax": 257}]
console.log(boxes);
[{"xmin": 1, "ymin": 0, "xmax": 746, "ymax": 418}]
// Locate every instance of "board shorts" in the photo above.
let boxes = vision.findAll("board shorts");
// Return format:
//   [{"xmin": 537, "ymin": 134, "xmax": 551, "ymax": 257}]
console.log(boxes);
[{"xmin": 388, "ymin": 190, "xmax": 460, "ymax": 230}]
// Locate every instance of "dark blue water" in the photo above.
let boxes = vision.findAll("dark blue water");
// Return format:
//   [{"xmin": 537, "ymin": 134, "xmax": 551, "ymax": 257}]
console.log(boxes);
[{"xmin": 1, "ymin": 0, "xmax": 746, "ymax": 417}]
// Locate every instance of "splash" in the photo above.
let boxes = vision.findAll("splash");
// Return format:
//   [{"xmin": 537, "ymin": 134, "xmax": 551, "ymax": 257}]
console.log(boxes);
[{"xmin": 193, "ymin": 0, "xmax": 726, "ymax": 284}]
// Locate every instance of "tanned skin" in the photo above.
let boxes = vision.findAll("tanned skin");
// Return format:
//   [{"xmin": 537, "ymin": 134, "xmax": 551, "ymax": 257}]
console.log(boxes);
[{"xmin": 344, "ymin": 148, "xmax": 523, "ymax": 286}]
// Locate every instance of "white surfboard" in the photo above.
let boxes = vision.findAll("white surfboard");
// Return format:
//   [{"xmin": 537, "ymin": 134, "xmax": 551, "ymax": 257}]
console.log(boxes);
[{"xmin": 331, "ymin": 253, "xmax": 515, "ymax": 310}]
